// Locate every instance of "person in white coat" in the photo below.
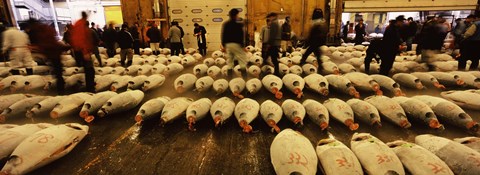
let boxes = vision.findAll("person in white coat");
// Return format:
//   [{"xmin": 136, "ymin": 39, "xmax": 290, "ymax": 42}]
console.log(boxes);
[{"xmin": 2, "ymin": 26, "xmax": 35, "ymax": 75}]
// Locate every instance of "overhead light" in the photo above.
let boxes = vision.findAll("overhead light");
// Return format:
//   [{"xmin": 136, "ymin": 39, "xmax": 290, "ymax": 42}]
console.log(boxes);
[{"xmin": 280, "ymin": 8, "xmax": 284, "ymax": 12}]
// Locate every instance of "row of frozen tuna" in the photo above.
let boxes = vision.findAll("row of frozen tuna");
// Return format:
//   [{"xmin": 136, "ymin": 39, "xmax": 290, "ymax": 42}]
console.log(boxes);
[
  {"xmin": 271, "ymin": 130, "xmax": 480, "ymax": 175},
  {"xmin": 0, "ymin": 123, "xmax": 88, "ymax": 175},
  {"xmin": 0, "ymin": 73, "xmax": 165, "ymax": 93},
  {"xmin": 135, "ymin": 94, "xmax": 478, "ymax": 133},
  {"xmin": 0, "ymin": 90, "xmax": 145, "ymax": 123}
]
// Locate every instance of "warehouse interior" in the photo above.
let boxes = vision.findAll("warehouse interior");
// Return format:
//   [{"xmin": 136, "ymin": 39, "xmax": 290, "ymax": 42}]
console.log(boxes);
[{"xmin": 0, "ymin": 0, "xmax": 479, "ymax": 174}]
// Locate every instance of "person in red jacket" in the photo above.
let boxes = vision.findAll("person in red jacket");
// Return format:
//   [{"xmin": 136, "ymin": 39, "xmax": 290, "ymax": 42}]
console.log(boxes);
[
  {"xmin": 69, "ymin": 11, "xmax": 95, "ymax": 92},
  {"xmin": 24, "ymin": 19, "xmax": 69, "ymax": 94}
]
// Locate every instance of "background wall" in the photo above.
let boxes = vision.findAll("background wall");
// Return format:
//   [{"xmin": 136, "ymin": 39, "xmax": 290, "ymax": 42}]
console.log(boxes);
[{"xmin": 246, "ymin": 0, "xmax": 326, "ymax": 42}]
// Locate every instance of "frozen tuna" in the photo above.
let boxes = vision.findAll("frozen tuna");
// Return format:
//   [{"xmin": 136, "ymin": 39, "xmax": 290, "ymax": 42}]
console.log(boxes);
[
  {"xmin": 282, "ymin": 99, "xmax": 306, "ymax": 127},
  {"xmin": 97, "ymin": 90, "xmax": 144, "ymax": 119},
  {"xmin": 80, "ymin": 91, "xmax": 117, "ymax": 123},
  {"xmin": 351, "ymin": 133, "xmax": 405, "ymax": 175},
  {"xmin": 229, "ymin": 78, "xmax": 246, "ymax": 99},
  {"xmin": 392, "ymin": 96, "xmax": 444, "ymax": 130},
  {"xmin": 210, "ymin": 97, "xmax": 235, "ymax": 127},
  {"xmin": 270, "ymin": 129, "xmax": 318, "ymax": 175},
  {"xmin": 134, "ymin": 96, "xmax": 171, "ymax": 125},
  {"xmin": 50, "ymin": 93, "xmax": 92, "ymax": 119},
  {"xmin": 234, "ymin": 98, "xmax": 259, "ymax": 133},
  {"xmin": 303, "ymin": 99, "xmax": 329, "ymax": 130},
  {"xmin": 262, "ymin": 74, "xmax": 284, "ymax": 99},
  {"xmin": 316, "ymin": 138, "xmax": 363, "ymax": 175},
  {"xmin": 186, "ymin": 98, "xmax": 212, "ymax": 131},
  {"xmin": 282, "ymin": 74, "xmax": 305, "ymax": 98},
  {"xmin": 325, "ymin": 75, "xmax": 360, "ymax": 98},
  {"xmin": 324, "ymin": 98, "xmax": 359, "ymax": 130},
  {"xmin": 347, "ymin": 99, "xmax": 381, "ymax": 128},
  {"xmin": 304, "ymin": 74, "xmax": 329, "ymax": 96},
  {"xmin": 160, "ymin": 97, "xmax": 194, "ymax": 125},
  {"xmin": 370, "ymin": 74, "xmax": 404, "ymax": 96},
  {"xmin": 365, "ymin": 95, "xmax": 411, "ymax": 128}
]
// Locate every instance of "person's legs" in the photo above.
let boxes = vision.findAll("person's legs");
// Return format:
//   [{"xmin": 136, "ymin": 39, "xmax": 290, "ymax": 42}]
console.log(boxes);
[
  {"xmin": 300, "ymin": 45, "xmax": 315, "ymax": 65},
  {"xmin": 93, "ymin": 47, "xmax": 102, "ymax": 67},
  {"xmin": 180, "ymin": 42, "xmax": 186, "ymax": 54},
  {"xmin": 150, "ymin": 43, "xmax": 155, "ymax": 55},
  {"xmin": 225, "ymin": 43, "xmax": 236, "ymax": 79},
  {"xmin": 458, "ymin": 43, "xmax": 468, "ymax": 71},
  {"xmin": 154, "ymin": 43, "xmax": 160, "ymax": 55},
  {"xmin": 83, "ymin": 59, "xmax": 95, "ymax": 93},
  {"xmin": 8, "ymin": 49, "xmax": 22, "ymax": 75},
  {"xmin": 379, "ymin": 54, "xmax": 395, "ymax": 76},
  {"xmin": 120, "ymin": 49, "xmax": 127, "ymax": 67},
  {"xmin": 133, "ymin": 40, "xmax": 140, "ymax": 55},
  {"xmin": 73, "ymin": 51, "xmax": 84, "ymax": 67},
  {"xmin": 231, "ymin": 43, "xmax": 248, "ymax": 78},
  {"xmin": 21, "ymin": 48, "xmax": 35, "ymax": 75},
  {"xmin": 280, "ymin": 40, "xmax": 287, "ymax": 57},
  {"xmin": 268, "ymin": 46, "xmax": 280, "ymax": 76},
  {"xmin": 126, "ymin": 48, "xmax": 134, "ymax": 67},
  {"xmin": 50, "ymin": 54, "xmax": 65, "ymax": 94},
  {"xmin": 312, "ymin": 47, "xmax": 323, "ymax": 73},
  {"xmin": 106, "ymin": 43, "xmax": 115, "ymax": 58}
]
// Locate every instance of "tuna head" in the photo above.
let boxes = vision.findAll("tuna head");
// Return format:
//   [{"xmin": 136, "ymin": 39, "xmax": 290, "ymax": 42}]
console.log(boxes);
[{"xmin": 346, "ymin": 82, "xmax": 360, "ymax": 98}]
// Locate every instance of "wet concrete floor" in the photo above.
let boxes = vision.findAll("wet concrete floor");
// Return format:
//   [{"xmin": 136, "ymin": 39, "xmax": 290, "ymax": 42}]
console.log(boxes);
[{"xmin": 1, "ymin": 59, "xmax": 479, "ymax": 175}]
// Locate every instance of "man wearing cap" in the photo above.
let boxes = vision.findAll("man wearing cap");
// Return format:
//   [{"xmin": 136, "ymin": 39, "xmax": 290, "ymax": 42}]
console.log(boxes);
[
  {"xmin": 221, "ymin": 8, "xmax": 248, "ymax": 79},
  {"xmin": 266, "ymin": 12, "xmax": 282, "ymax": 76},
  {"xmin": 194, "ymin": 23, "xmax": 207, "ymax": 56},
  {"xmin": 459, "ymin": 15, "xmax": 480, "ymax": 70},
  {"xmin": 281, "ymin": 16, "xmax": 292, "ymax": 56},
  {"xmin": 379, "ymin": 15, "xmax": 406, "ymax": 76}
]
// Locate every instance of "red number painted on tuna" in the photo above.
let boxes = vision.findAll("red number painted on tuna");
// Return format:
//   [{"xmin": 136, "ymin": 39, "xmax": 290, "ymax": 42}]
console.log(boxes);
[
  {"xmin": 376, "ymin": 154, "xmax": 392, "ymax": 164},
  {"xmin": 336, "ymin": 157, "xmax": 352, "ymax": 168},
  {"xmin": 29, "ymin": 133, "xmax": 54, "ymax": 143},
  {"xmin": 427, "ymin": 162, "xmax": 447, "ymax": 174},
  {"xmin": 286, "ymin": 152, "xmax": 308, "ymax": 167}
]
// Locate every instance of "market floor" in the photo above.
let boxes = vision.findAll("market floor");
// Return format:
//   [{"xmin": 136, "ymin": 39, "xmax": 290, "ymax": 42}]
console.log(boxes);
[{"xmin": 2, "ymin": 61, "xmax": 479, "ymax": 175}]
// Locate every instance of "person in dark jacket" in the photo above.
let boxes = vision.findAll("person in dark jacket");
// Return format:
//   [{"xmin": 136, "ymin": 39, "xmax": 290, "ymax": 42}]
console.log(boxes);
[
  {"xmin": 354, "ymin": 19, "xmax": 367, "ymax": 45},
  {"xmin": 147, "ymin": 23, "xmax": 162, "ymax": 55},
  {"xmin": 405, "ymin": 17, "xmax": 417, "ymax": 51},
  {"xmin": 194, "ymin": 23, "xmax": 207, "ymax": 56},
  {"xmin": 25, "ymin": 19, "xmax": 69, "ymax": 94},
  {"xmin": 364, "ymin": 38, "xmax": 382, "ymax": 74},
  {"xmin": 379, "ymin": 15, "xmax": 406, "ymax": 76},
  {"xmin": 177, "ymin": 23, "xmax": 186, "ymax": 54},
  {"xmin": 266, "ymin": 12, "xmax": 282, "ymax": 76},
  {"xmin": 117, "ymin": 24, "xmax": 134, "ymax": 67},
  {"xmin": 89, "ymin": 21, "xmax": 102, "ymax": 67},
  {"xmin": 221, "ymin": 8, "xmax": 247, "ymax": 79},
  {"xmin": 343, "ymin": 21, "xmax": 350, "ymax": 41},
  {"xmin": 281, "ymin": 16, "xmax": 292, "ymax": 56},
  {"xmin": 459, "ymin": 15, "xmax": 480, "ymax": 70},
  {"xmin": 103, "ymin": 23, "xmax": 117, "ymax": 58},
  {"xmin": 169, "ymin": 21, "xmax": 183, "ymax": 56},
  {"xmin": 417, "ymin": 15, "xmax": 444, "ymax": 68},
  {"xmin": 130, "ymin": 22, "xmax": 141, "ymax": 55},
  {"xmin": 299, "ymin": 8, "xmax": 328, "ymax": 74}
]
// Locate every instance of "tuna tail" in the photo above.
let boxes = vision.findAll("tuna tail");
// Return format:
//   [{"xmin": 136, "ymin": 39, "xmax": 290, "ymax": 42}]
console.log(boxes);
[
  {"xmin": 433, "ymin": 82, "xmax": 446, "ymax": 90},
  {"xmin": 320, "ymin": 122, "xmax": 328, "ymax": 130},
  {"xmin": 110, "ymin": 85, "xmax": 117, "ymax": 92},
  {"xmin": 187, "ymin": 116, "xmax": 196, "ymax": 131},
  {"xmin": 134, "ymin": 115, "xmax": 143, "ymax": 125},
  {"xmin": 213, "ymin": 115, "xmax": 222, "ymax": 127},
  {"xmin": 50, "ymin": 111, "xmax": 59, "ymax": 119},
  {"xmin": 344, "ymin": 119, "xmax": 359, "ymax": 131},
  {"xmin": 400, "ymin": 119, "xmax": 412, "ymax": 128},
  {"xmin": 372, "ymin": 120, "xmax": 382, "ymax": 128},
  {"xmin": 349, "ymin": 87, "xmax": 360, "ymax": 98},
  {"xmin": 394, "ymin": 88, "xmax": 405, "ymax": 96},
  {"xmin": 293, "ymin": 88, "xmax": 303, "ymax": 99},
  {"xmin": 456, "ymin": 79, "xmax": 465, "ymax": 86},
  {"xmin": 293, "ymin": 117, "xmax": 304, "ymax": 128},
  {"xmin": 233, "ymin": 91, "xmax": 244, "ymax": 99},
  {"xmin": 79, "ymin": 110, "xmax": 89, "ymax": 118},
  {"xmin": 267, "ymin": 119, "xmax": 281, "ymax": 133},
  {"xmin": 239, "ymin": 120, "xmax": 253, "ymax": 133},
  {"xmin": 321, "ymin": 89, "xmax": 329, "ymax": 96},
  {"xmin": 85, "ymin": 115, "xmax": 95, "ymax": 123},
  {"xmin": 467, "ymin": 121, "xmax": 479, "ymax": 132}
]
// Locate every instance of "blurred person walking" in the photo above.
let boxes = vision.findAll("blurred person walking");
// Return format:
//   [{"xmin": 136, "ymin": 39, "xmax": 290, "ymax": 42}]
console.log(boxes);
[
  {"xmin": 24, "ymin": 19, "xmax": 69, "ymax": 94},
  {"xmin": 281, "ymin": 16, "xmax": 292, "ymax": 56},
  {"xmin": 2, "ymin": 24, "xmax": 35, "ymax": 75},
  {"xmin": 405, "ymin": 17, "xmax": 417, "ymax": 51},
  {"xmin": 70, "ymin": 11, "xmax": 95, "ymax": 92},
  {"xmin": 299, "ymin": 8, "xmax": 328, "ymax": 74},
  {"xmin": 260, "ymin": 18, "xmax": 271, "ymax": 63},
  {"xmin": 117, "ymin": 24, "xmax": 134, "ymax": 67},
  {"xmin": 146, "ymin": 23, "xmax": 162, "ymax": 55},
  {"xmin": 265, "ymin": 12, "xmax": 281, "ymax": 76},
  {"xmin": 221, "ymin": 8, "xmax": 248, "ymax": 79},
  {"xmin": 417, "ymin": 15, "xmax": 444, "ymax": 69},
  {"xmin": 89, "ymin": 21, "xmax": 102, "ymax": 67}
]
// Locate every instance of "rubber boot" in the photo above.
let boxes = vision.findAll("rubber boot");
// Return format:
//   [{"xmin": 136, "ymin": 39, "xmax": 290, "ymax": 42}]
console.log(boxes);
[
  {"xmin": 227, "ymin": 69, "xmax": 233, "ymax": 80},
  {"xmin": 26, "ymin": 68, "xmax": 33, "ymax": 75},
  {"xmin": 127, "ymin": 60, "xmax": 133, "ymax": 67},
  {"xmin": 241, "ymin": 69, "xmax": 247, "ymax": 79},
  {"xmin": 10, "ymin": 69, "xmax": 20, "ymax": 75}
]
